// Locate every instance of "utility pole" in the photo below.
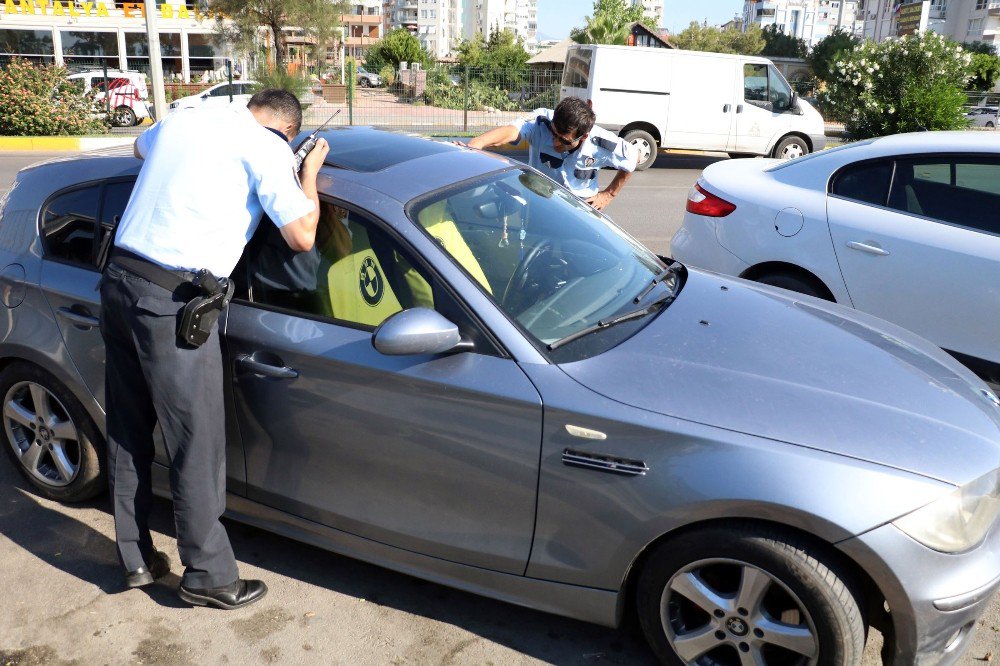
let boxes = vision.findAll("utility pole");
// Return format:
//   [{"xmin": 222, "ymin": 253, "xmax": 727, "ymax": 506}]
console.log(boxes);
[{"xmin": 144, "ymin": 0, "xmax": 168, "ymax": 122}]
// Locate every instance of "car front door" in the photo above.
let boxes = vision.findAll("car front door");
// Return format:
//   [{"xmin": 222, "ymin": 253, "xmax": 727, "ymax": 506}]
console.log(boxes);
[
  {"xmin": 733, "ymin": 63, "xmax": 792, "ymax": 155},
  {"xmin": 663, "ymin": 55, "xmax": 736, "ymax": 152},
  {"xmin": 826, "ymin": 155, "xmax": 1000, "ymax": 382},
  {"xmin": 225, "ymin": 202, "xmax": 543, "ymax": 574}
]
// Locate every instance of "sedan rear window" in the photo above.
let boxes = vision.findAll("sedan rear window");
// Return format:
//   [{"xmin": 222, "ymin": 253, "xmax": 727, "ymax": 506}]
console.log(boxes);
[{"xmin": 830, "ymin": 160, "xmax": 893, "ymax": 206}]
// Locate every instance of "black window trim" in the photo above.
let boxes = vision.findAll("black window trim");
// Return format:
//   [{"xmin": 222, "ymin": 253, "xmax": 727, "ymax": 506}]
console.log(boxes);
[
  {"xmin": 37, "ymin": 175, "xmax": 136, "ymax": 272},
  {"xmin": 236, "ymin": 193, "xmax": 510, "ymax": 359},
  {"xmin": 827, "ymin": 152, "xmax": 1000, "ymax": 238}
]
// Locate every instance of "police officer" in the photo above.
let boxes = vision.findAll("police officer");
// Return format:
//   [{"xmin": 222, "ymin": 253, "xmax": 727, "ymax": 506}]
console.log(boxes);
[
  {"xmin": 466, "ymin": 96, "xmax": 638, "ymax": 210},
  {"xmin": 101, "ymin": 89, "xmax": 329, "ymax": 609}
]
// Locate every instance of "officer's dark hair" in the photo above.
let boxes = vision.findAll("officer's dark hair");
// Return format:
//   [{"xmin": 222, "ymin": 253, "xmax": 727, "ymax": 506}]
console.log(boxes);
[
  {"xmin": 248, "ymin": 88, "xmax": 303, "ymax": 135},
  {"xmin": 552, "ymin": 96, "xmax": 596, "ymax": 138}
]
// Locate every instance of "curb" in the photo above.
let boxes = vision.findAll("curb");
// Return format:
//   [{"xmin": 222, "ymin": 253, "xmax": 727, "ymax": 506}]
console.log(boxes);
[{"xmin": 0, "ymin": 136, "xmax": 135, "ymax": 151}]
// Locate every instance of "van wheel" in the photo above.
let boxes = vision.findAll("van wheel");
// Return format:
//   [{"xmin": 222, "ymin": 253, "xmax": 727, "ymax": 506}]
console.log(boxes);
[
  {"xmin": 772, "ymin": 136, "xmax": 809, "ymax": 160},
  {"xmin": 0, "ymin": 362, "xmax": 105, "ymax": 502},
  {"xmin": 987, "ymin": 121, "xmax": 995, "ymax": 129},
  {"xmin": 111, "ymin": 105, "xmax": 137, "ymax": 127},
  {"xmin": 624, "ymin": 129, "xmax": 658, "ymax": 170}
]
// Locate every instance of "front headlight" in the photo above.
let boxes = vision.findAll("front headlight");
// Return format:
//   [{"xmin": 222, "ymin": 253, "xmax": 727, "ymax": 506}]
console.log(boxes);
[{"xmin": 894, "ymin": 468, "xmax": 1000, "ymax": 553}]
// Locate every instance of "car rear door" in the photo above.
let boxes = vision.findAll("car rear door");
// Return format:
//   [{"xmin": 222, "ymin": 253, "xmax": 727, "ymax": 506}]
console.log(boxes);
[
  {"xmin": 826, "ymin": 155, "xmax": 1000, "ymax": 381},
  {"xmin": 225, "ymin": 202, "xmax": 544, "ymax": 574},
  {"xmin": 38, "ymin": 178, "xmax": 133, "ymax": 403}
]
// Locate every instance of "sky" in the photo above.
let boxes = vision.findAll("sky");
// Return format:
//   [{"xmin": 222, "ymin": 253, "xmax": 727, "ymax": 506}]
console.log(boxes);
[{"xmin": 537, "ymin": 0, "xmax": 744, "ymax": 41}]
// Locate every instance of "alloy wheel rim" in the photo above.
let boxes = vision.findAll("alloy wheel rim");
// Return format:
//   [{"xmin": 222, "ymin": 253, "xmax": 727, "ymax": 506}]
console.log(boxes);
[
  {"xmin": 661, "ymin": 558, "xmax": 819, "ymax": 666},
  {"xmin": 3, "ymin": 381, "xmax": 81, "ymax": 487},
  {"xmin": 631, "ymin": 138, "xmax": 652, "ymax": 164}
]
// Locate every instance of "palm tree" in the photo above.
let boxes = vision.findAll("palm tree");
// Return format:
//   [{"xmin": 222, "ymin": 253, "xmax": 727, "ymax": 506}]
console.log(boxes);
[{"xmin": 572, "ymin": 14, "xmax": 630, "ymax": 46}]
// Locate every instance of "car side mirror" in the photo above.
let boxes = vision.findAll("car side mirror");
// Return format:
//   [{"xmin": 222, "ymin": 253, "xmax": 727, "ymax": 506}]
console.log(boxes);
[{"xmin": 372, "ymin": 308, "xmax": 474, "ymax": 355}]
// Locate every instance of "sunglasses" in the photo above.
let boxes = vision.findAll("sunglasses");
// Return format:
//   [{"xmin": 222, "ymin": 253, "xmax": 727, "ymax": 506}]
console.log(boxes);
[{"xmin": 548, "ymin": 123, "xmax": 584, "ymax": 149}]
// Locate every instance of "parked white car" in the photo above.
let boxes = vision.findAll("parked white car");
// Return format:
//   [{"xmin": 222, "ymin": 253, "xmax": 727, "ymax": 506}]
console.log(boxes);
[
  {"xmin": 967, "ymin": 106, "xmax": 998, "ymax": 128},
  {"xmin": 168, "ymin": 80, "xmax": 256, "ymax": 113},
  {"xmin": 67, "ymin": 70, "xmax": 150, "ymax": 127},
  {"xmin": 671, "ymin": 131, "xmax": 1000, "ymax": 387}
]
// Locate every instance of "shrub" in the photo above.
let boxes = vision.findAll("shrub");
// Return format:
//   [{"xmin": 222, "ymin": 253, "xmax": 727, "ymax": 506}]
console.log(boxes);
[
  {"xmin": 378, "ymin": 64, "xmax": 396, "ymax": 87},
  {"xmin": 0, "ymin": 58, "xmax": 106, "ymax": 136},
  {"xmin": 249, "ymin": 64, "xmax": 309, "ymax": 101},
  {"xmin": 967, "ymin": 51, "xmax": 1000, "ymax": 91},
  {"xmin": 819, "ymin": 31, "xmax": 972, "ymax": 139}
]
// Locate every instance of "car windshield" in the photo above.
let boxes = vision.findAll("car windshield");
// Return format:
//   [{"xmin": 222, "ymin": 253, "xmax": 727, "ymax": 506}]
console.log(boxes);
[{"xmin": 408, "ymin": 169, "xmax": 673, "ymax": 357}]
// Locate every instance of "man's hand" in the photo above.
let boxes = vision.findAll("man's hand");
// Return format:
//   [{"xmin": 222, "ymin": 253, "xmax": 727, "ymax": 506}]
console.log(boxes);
[
  {"xmin": 301, "ymin": 137, "xmax": 329, "ymax": 177},
  {"xmin": 585, "ymin": 189, "xmax": 615, "ymax": 211}
]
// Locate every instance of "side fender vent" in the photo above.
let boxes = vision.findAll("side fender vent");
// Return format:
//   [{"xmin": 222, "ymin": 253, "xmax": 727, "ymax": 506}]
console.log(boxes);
[{"xmin": 562, "ymin": 449, "xmax": 649, "ymax": 476}]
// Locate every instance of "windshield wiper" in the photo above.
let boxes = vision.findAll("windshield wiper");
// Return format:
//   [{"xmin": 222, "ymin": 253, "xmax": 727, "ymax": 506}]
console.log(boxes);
[
  {"xmin": 632, "ymin": 262, "xmax": 684, "ymax": 304},
  {"xmin": 547, "ymin": 291, "xmax": 675, "ymax": 351}
]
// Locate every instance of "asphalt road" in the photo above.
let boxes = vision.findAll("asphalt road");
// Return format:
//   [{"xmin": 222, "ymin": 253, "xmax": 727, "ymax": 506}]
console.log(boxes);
[{"xmin": 0, "ymin": 150, "xmax": 997, "ymax": 665}]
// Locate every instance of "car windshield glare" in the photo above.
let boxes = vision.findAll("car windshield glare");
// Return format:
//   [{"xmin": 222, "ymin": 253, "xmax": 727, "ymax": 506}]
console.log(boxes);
[{"xmin": 408, "ymin": 169, "xmax": 667, "ymax": 350}]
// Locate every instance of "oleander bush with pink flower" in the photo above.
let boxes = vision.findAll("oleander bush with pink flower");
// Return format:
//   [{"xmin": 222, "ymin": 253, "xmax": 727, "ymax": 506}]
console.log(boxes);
[{"xmin": 0, "ymin": 57, "xmax": 106, "ymax": 136}]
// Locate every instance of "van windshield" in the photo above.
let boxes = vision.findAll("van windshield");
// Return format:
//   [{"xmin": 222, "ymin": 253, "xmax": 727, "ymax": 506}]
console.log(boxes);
[{"xmin": 562, "ymin": 49, "xmax": 593, "ymax": 90}]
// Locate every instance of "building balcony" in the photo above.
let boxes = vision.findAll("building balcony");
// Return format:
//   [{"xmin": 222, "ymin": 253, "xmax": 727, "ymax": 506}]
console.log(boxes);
[
  {"xmin": 989, "ymin": 1, "xmax": 1000, "ymax": 16},
  {"xmin": 343, "ymin": 13, "xmax": 383, "ymax": 25}
]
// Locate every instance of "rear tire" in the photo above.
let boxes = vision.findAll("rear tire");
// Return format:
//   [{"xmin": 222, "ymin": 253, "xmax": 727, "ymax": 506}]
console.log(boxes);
[
  {"xmin": 111, "ymin": 105, "xmax": 137, "ymax": 127},
  {"xmin": 772, "ymin": 135, "xmax": 809, "ymax": 160},
  {"xmin": 987, "ymin": 121, "xmax": 995, "ymax": 129},
  {"xmin": 637, "ymin": 525, "xmax": 866, "ymax": 666},
  {"xmin": 754, "ymin": 271, "xmax": 830, "ymax": 300},
  {"xmin": 0, "ymin": 362, "xmax": 105, "ymax": 502},
  {"xmin": 623, "ymin": 129, "xmax": 658, "ymax": 171}
]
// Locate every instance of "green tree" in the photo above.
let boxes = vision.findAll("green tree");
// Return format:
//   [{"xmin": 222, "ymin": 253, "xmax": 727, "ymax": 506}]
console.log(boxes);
[
  {"xmin": 808, "ymin": 28, "xmax": 860, "ymax": 82},
  {"xmin": 0, "ymin": 58, "xmax": 105, "ymax": 136},
  {"xmin": 967, "ymin": 51, "xmax": 1000, "ymax": 91},
  {"xmin": 671, "ymin": 21, "xmax": 765, "ymax": 55},
  {"xmin": 212, "ymin": 0, "xmax": 345, "ymax": 67},
  {"xmin": 459, "ymin": 29, "xmax": 529, "ymax": 72},
  {"xmin": 363, "ymin": 28, "xmax": 431, "ymax": 72},
  {"xmin": 570, "ymin": 0, "xmax": 643, "ymax": 45},
  {"xmin": 820, "ymin": 31, "xmax": 972, "ymax": 139},
  {"xmin": 963, "ymin": 40, "xmax": 998, "ymax": 55},
  {"xmin": 761, "ymin": 24, "xmax": 807, "ymax": 58}
]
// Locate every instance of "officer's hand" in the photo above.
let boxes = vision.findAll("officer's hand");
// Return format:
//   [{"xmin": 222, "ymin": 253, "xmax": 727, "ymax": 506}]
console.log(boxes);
[
  {"xmin": 302, "ymin": 138, "xmax": 329, "ymax": 177},
  {"xmin": 585, "ymin": 190, "xmax": 614, "ymax": 211}
]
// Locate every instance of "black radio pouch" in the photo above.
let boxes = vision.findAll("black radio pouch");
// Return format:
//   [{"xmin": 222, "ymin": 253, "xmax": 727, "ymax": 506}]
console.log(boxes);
[{"xmin": 178, "ymin": 272, "xmax": 235, "ymax": 348}]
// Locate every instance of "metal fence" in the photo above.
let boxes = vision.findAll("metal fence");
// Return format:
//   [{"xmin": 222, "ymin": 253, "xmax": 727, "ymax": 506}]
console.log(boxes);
[{"xmin": 302, "ymin": 65, "xmax": 562, "ymax": 134}]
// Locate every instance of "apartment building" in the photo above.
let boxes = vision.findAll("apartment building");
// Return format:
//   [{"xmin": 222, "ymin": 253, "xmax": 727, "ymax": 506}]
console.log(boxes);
[
  {"xmin": 632, "ymin": 0, "xmax": 665, "ymax": 27},
  {"xmin": 342, "ymin": 1, "xmax": 385, "ymax": 61},
  {"xmin": 465, "ymin": 0, "xmax": 538, "ymax": 52},
  {"xmin": 861, "ymin": 0, "xmax": 999, "ymax": 46},
  {"xmin": 743, "ymin": 0, "xmax": 862, "ymax": 46}
]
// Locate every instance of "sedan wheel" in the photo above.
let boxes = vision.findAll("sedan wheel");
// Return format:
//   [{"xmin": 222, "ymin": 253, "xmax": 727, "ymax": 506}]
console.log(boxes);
[
  {"xmin": 637, "ymin": 527, "xmax": 865, "ymax": 665},
  {"xmin": 0, "ymin": 362, "xmax": 104, "ymax": 501}
]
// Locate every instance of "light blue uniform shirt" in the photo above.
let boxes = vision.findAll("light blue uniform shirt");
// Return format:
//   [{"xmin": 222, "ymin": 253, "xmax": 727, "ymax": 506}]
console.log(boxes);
[
  {"xmin": 512, "ymin": 110, "xmax": 638, "ymax": 198},
  {"xmin": 115, "ymin": 103, "xmax": 314, "ymax": 276}
]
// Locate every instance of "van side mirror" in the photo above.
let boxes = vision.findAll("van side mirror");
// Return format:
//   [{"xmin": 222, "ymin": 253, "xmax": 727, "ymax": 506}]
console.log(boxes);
[{"xmin": 788, "ymin": 91, "xmax": 802, "ymax": 115}]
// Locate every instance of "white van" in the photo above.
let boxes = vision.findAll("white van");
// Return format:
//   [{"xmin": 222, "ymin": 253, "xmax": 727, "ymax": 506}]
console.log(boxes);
[{"xmin": 561, "ymin": 44, "xmax": 826, "ymax": 170}]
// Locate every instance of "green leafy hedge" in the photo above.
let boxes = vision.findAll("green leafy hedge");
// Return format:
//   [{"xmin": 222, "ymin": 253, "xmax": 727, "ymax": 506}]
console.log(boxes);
[{"xmin": 0, "ymin": 58, "xmax": 106, "ymax": 136}]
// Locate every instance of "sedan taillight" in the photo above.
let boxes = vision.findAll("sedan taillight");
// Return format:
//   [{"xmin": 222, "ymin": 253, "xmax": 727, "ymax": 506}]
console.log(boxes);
[{"xmin": 686, "ymin": 183, "xmax": 736, "ymax": 218}]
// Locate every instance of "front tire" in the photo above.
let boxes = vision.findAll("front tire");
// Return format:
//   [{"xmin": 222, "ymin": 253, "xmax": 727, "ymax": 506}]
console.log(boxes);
[
  {"xmin": 623, "ymin": 129, "xmax": 658, "ymax": 171},
  {"xmin": 0, "ymin": 362, "xmax": 105, "ymax": 502},
  {"xmin": 637, "ymin": 526, "xmax": 865, "ymax": 666},
  {"xmin": 772, "ymin": 135, "xmax": 809, "ymax": 160}
]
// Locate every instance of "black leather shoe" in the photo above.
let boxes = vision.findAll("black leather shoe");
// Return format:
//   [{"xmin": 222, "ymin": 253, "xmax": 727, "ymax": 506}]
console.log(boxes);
[
  {"xmin": 125, "ymin": 550, "xmax": 171, "ymax": 588},
  {"xmin": 178, "ymin": 579, "xmax": 268, "ymax": 610}
]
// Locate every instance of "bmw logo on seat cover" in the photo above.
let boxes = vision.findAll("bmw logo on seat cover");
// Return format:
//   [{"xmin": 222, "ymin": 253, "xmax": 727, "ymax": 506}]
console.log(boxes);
[{"xmin": 359, "ymin": 256, "xmax": 384, "ymax": 306}]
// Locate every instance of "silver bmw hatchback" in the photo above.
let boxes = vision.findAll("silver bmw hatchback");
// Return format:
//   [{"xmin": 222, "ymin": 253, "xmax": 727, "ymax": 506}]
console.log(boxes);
[{"xmin": 1, "ymin": 128, "xmax": 998, "ymax": 665}]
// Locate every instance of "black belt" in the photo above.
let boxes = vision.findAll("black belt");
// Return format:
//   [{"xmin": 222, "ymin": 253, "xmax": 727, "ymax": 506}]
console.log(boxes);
[{"xmin": 108, "ymin": 248, "xmax": 197, "ymax": 293}]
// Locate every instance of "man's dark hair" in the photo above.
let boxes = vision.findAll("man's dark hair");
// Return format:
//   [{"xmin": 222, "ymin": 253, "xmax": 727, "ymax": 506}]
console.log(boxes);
[
  {"xmin": 248, "ymin": 88, "xmax": 303, "ymax": 135},
  {"xmin": 552, "ymin": 96, "xmax": 596, "ymax": 138}
]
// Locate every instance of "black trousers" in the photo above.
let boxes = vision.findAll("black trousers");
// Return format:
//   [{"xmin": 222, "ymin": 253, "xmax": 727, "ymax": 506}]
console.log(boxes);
[{"xmin": 100, "ymin": 263, "xmax": 238, "ymax": 589}]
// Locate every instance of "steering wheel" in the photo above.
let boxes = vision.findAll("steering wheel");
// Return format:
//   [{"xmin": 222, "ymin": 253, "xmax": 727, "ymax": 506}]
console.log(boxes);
[{"xmin": 501, "ymin": 239, "xmax": 555, "ymax": 314}]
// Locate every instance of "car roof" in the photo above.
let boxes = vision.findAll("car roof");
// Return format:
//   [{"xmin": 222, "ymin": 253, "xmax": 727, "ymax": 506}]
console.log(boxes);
[{"xmin": 17, "ymin": 128, "xmax": 515, "ymax": 206}]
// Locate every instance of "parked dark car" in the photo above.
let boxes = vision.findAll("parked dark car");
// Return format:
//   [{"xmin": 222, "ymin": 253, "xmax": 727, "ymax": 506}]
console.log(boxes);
[{"xmin": 1, "ymin": 128, "xmax": 998, "ymax": 665}]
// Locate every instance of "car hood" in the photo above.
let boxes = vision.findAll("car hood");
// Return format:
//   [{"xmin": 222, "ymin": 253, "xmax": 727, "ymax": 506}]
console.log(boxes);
[{"xmin": 560, "ymin": 268, "xmax": 1000, "ymax": 486}]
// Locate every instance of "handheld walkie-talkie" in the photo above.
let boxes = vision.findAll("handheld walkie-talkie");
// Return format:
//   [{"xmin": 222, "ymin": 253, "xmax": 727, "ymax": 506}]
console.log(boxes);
[{"xmin": 293, "ymin": 109, "xmax": 341, "ymax": 170}]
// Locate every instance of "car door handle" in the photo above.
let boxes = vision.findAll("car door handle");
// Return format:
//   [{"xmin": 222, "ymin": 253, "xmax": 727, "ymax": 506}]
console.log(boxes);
[
  {"xmin": 723, "ymin": 104, "xmax": 731, "ymax": 113},
  {"xmin": 736, "ymin": 104, "xmax": 744, "ymax": 113},
  {"xmin": 56, "ymin": 307, "xmax": 100, "ymax": 328},
  {"xmin": 236, "ymin": 354, "xmax": 299, "ymax": 379},
  {"xmin": 846, "ymin": 241, "xmax": 890, "ymax": 256}
]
